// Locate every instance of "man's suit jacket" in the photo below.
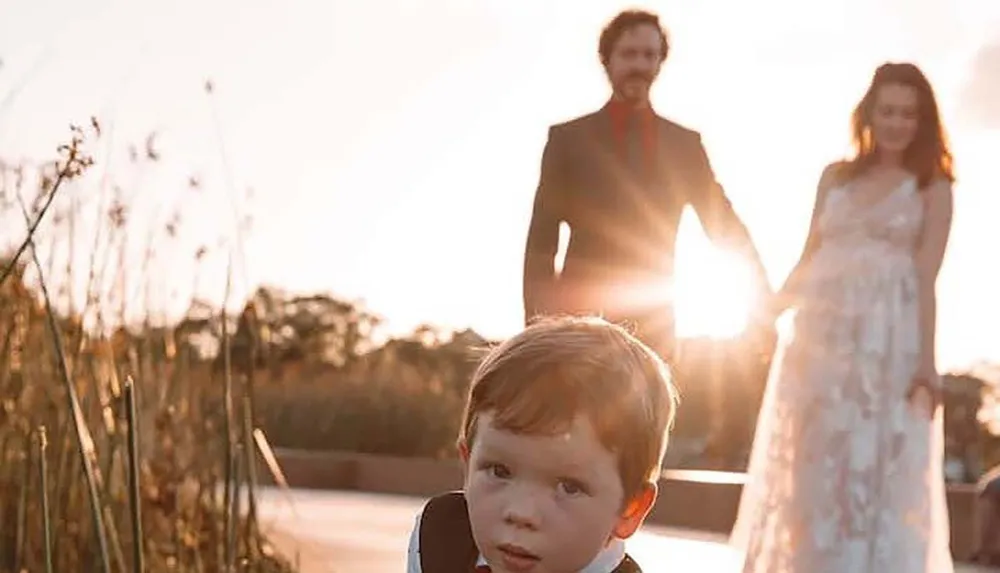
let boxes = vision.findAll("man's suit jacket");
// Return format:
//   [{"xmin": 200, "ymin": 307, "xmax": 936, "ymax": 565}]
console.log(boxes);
[{"xmin": 522, "ymin": 103, "xmax": 753, "ymax": 335}]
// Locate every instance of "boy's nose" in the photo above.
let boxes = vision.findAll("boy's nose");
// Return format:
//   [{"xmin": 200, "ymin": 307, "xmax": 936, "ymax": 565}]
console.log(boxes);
[{"xmin": 502, "ymin": 492, "xmax": 543, "ymax": 530}]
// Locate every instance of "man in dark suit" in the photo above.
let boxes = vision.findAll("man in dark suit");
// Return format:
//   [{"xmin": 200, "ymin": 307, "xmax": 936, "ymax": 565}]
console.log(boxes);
[{"xmin": 523, "ymin": 9, "xmax": 773, "ymax": 365}]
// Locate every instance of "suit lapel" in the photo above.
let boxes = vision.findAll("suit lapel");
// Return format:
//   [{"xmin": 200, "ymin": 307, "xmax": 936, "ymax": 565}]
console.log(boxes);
[
  {"xmin": 614, "ymin": 554, "xmax": 643, "ymax": 572},
  {"xmin": 583, "ymin": 105, "xmax": 617, "ymax": 163},
  {"xmin": 653, "ymin": 118, "xmax": 686, "ymax": 210},
  {"xmin": 572, "ymin": 108, "xmax": 622, "ymax": 212}
]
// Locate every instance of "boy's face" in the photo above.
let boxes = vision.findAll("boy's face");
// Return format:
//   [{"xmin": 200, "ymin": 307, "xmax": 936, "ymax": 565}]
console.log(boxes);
[{"xmin": 460, "ymin": 412, "xmax": 654, "ymax": 573}]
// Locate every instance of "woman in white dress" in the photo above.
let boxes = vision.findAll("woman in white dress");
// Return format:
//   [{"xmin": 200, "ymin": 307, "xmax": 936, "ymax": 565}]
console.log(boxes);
[{"xmin": 730, "ymin": 62, "xmax": 956, "ymax": 572}]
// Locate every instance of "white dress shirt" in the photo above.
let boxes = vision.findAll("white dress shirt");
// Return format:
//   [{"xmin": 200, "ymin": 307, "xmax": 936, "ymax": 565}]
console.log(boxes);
[{"xmin": 405, "ymin": 507, "xmax": 628, "ymax": 573}]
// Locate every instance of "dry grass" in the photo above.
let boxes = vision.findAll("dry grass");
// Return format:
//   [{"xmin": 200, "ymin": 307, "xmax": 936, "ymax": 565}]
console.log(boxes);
[{"xmin": 0, "ymin": 124, "xmax": 296, "ymax": 571}]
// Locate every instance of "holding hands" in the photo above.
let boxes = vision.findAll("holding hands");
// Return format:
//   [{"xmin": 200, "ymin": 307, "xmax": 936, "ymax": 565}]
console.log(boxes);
[{"xmin": 745, "ymin": 286, "xmax": 781, "ymax": 364}]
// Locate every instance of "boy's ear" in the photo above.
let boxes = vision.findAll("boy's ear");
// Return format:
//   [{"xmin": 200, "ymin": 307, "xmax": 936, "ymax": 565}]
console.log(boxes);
[
  {"xmin": 457, "ymin": 439, "xmax": 471, "ymax": 479},
  {"xmin": 612, "ymin": 481, "xmax": 658, "ymax": 540}
]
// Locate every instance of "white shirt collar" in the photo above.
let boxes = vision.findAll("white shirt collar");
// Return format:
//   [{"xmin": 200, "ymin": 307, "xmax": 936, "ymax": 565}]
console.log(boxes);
[{"xmin": 476, "ymin": 538, "xmax": 626, "ymax": 572}]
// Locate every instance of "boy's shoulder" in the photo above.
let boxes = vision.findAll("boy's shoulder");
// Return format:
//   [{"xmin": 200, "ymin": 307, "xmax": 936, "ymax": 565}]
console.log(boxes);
[
  {"xmin": 617, "ymin": 554, "xmax": 644, "ymax": 572},
  {"xmin": 421, "ymin": 489, "xmax": 467, "ymax": 514},
  {"xmin": 417, "ymin": 491, "xmax": 479, "ymax": 572},
  {"xmin": 419, "ymin": 490, "xmax": 470, "ymax": 535}
]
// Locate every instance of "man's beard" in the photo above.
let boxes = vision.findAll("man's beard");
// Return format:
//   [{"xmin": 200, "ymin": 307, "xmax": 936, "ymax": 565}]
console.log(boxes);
[{"xmin": 613, "ymin": 72, "xmax": 654, "ymax": 102}]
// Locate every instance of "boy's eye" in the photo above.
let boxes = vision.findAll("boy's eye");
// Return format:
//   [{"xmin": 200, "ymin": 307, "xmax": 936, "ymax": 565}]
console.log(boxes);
[
  {"xmin": 557, "ymin": 479, "xmax": 587, "ymax": 496},
  {"xmin": 487, "ymin": 463, "xmax": 511, "ymax": 479}
]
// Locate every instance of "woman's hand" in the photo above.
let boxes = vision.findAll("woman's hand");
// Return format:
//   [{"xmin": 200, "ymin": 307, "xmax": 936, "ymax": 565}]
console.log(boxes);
[
  {"xmin": 905, "ymin": 363, "xmax": 942, "ymax": 420},
  {"xmin": 758, "ymin": 289, "xmax": 793, "ymax": 325}
]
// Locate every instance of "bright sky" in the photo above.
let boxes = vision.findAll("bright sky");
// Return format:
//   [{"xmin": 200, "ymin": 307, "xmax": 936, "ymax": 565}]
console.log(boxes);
[{"xmin": 1, "ymin": 0, "xmax": 999, "ymax": 372}]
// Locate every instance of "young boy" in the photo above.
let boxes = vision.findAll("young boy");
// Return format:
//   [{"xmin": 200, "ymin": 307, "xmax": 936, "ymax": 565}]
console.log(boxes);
[{"xmin": 406, "ymin": 316, "xmax": 679, "ymax": 573}]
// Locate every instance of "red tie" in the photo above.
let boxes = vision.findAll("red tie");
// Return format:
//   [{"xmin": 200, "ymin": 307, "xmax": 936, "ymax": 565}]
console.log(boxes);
[{"xmin": 475, "ymin": 566, "xmax": 491, "ymax": 573}]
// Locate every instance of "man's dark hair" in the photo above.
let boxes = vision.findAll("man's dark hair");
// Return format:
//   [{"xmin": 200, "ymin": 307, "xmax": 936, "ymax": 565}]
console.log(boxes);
[{"xmin": 598, "ymin": 10, "xmax": 670, "ymax": 66}]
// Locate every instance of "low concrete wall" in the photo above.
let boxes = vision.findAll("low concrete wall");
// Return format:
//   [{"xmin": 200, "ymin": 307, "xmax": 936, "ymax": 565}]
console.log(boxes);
[{"xmin": 264, "ymin": 449, "xmax": 978, "ymax": 562}]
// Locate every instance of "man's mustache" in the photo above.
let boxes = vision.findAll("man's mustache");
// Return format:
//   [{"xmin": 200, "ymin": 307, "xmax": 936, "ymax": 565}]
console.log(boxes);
[{"xmin": 624, "ymin": 71, "xmax": 653, "ymax": 83}]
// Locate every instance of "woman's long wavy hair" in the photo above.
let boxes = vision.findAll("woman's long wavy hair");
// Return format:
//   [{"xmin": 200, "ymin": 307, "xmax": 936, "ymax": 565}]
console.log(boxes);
[{"xmin": 845, "ymin": 62, "xmax": 955, "ymax": 189}]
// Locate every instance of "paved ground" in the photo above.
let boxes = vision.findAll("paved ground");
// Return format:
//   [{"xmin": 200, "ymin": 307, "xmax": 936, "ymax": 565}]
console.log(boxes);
[{"xmin": 256, "ymin": 487, "xmax": 988, "ymax": 572}]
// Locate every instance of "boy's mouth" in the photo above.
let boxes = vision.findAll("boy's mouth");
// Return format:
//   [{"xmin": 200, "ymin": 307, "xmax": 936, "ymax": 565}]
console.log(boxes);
[{"xmin": 496, "ymin": 543, "xmax": 540, "ymax": 571}]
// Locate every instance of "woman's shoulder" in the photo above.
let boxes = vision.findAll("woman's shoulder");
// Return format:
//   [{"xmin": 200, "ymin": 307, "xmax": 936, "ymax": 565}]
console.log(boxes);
[
  {"xmin": 815, "ymin": 160, "xmax": 852, "ymax": 199},
  {"xmin": 821, "ymin": 161, "xmax": 851, "ymax": 186}
]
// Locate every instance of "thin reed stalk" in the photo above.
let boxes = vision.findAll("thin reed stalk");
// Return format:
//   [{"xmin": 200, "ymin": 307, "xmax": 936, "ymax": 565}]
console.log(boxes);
[
  {"xmin": 227, "ymin": 442, "xmax": 244, "ymax": 572},
  {"xmin": 36, "ymin": 426, "xmax": 54, "ymax": 573},
  {"xmin": 241, "ymin": 392, "xmax": 259, "ymax": 562},
  {"xmin": 0, "ymin": 139, "xmax": 84, "ymax": 289},
  {"xmin": 220, "ymin": 258, "xmax": 237, "ymax": 572},
  {"xmin": 123, "ymin": 376, "xmax": 144, "ymax": 573}
]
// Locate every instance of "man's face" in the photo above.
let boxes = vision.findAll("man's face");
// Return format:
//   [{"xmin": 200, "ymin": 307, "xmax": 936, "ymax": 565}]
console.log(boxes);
[{"xmin": 605, "ymin": 24, "xmax": 663, "ymax": 105}]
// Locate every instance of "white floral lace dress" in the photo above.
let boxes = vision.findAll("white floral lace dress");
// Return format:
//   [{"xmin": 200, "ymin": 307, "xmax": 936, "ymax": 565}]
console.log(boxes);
[{"xmin": 729, "ymin": 175, "xmax": 954, "ymax": 572}]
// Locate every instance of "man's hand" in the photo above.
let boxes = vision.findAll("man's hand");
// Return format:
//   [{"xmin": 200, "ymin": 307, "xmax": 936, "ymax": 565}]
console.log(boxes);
[{"xmin": 745, "ymin": 290, "xmax": 779, "ymax": 364}]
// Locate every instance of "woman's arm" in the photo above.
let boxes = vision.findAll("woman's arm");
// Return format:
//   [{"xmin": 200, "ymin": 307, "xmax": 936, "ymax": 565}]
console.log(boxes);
[
  {"xmin": 914, "ymin": 178, "xmax": 954, "ymax": 375},
  {"xmin": 771, "ymin": 162, "xmax": 843, "ymax": 312}
]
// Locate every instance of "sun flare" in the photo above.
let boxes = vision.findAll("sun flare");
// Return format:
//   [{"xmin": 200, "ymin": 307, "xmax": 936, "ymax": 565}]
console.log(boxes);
[
  {"xmin": 553, "ymin": 217, "xmax": 758, "ymax": 340},
  {"xmin": 673, "ymin": 217, "xmax": 756, "ymax": 339}
]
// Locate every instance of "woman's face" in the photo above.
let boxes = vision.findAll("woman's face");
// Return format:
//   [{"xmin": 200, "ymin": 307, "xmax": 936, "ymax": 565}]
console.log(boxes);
[{"xmin": 870, "ymin": 82, "xmax": 920, "ymax": 155}]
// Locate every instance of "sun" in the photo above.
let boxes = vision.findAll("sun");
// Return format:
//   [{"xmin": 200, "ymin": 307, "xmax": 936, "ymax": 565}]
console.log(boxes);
[
  {"xmin": 550, "ymin": 216, "xmax": 759, "ymax": 340},
  {"xmin": 672, "ymin": 215, "xmax": 756, "ymax": 339}
]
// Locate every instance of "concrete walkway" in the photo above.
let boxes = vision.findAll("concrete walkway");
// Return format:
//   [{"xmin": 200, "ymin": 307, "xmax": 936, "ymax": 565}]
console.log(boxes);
[{"xmin": 256, "ymin": 488, "xmax": 987, "ymax": 572}]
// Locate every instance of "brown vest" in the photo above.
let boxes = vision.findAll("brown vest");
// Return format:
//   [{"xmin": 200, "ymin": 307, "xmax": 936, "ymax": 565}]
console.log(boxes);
[{"xmin": 418, "ymin": 491, "xmax": 643, "ymax": 573}]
